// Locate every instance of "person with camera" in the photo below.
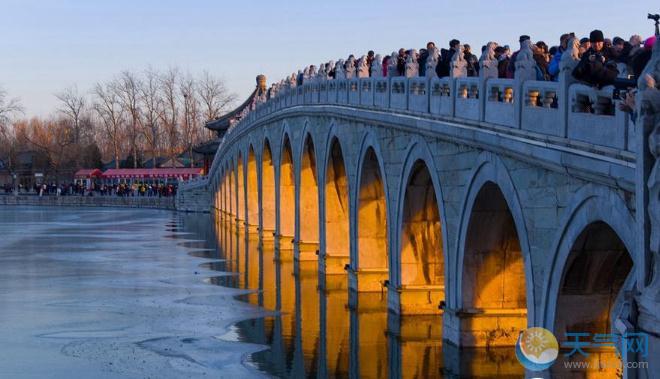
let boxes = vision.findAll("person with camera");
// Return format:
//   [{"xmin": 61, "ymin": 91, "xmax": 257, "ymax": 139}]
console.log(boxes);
[{"xmin": 572, "ymin": 29, "xmax": 619, "ymax": 88}]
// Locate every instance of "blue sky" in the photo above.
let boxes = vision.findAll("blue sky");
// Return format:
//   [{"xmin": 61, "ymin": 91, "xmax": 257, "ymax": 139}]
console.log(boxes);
[{"xmin": 2, "ymin": 0, "xmax": 657, "ymax": 116}]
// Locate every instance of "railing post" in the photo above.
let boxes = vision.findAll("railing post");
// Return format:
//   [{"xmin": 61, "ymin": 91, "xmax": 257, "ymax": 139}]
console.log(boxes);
[
  {"xmin": 449, "ymin": 78, "xmax": 456, "ymax": 117},
  {"xmin": 557, "ymin": 38, "xmax": 580, "ymax": 138},
  {"xmin": 513, "ymin": 40, "xmax": 536, "ymax": 129},
  {"xmin": 478, "ymin": 42, "xmax": 498, "ymax": 122}
]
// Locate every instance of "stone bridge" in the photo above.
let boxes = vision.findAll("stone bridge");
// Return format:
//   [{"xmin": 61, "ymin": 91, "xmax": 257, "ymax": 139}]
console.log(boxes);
[{"xmin": 181, "ymin": 39, "xmax": 660, "ymax": 375}]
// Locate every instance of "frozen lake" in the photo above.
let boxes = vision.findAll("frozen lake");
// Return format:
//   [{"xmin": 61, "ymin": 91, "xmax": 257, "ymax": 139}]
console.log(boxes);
[{"xmin": 0, "ymin": 207, "xmax": 269, "ymax": 378}]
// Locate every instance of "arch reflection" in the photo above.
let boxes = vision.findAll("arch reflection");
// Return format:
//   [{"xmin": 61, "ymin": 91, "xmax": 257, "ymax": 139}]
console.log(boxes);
[{"xmin": 204, "ymin": 210, "xmax": 523, "ymax": 378}]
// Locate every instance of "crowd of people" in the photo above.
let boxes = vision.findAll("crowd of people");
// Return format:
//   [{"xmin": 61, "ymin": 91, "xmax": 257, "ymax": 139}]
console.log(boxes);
[
  {"xmin": 2, "ymin": 182, "xmax": 178, "ymax": 197},
  {"xmin": 267, "ymin": 30, "xmax": 656, "ymax": 97}
]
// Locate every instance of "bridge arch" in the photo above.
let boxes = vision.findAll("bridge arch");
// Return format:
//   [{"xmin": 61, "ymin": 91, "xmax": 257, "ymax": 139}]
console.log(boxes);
[
  {"xmin": 394, "ymin": 139, "xmax": 447, "ymax": 314},
  {"xmin": 219, "ymin": 168, "xmax": 225, "ymax": 213},
  {"xmin": 454, "ymin": 153, "xmax": 534, "ymax": 347},
  {"xmin": 542, "ymin": 185, "xmax": 636, "ymax": 336},
  {"xmin": 322, "ymin": 131, "xmax": 351, "ymax": 275},
  {"xmin": 228, "ymin": 158, "xmax": 235, "ymax": 217},
  {"xmin": 297, "ymin": 126, "xmax": 320, "ymax": 259},
  {"xmin": 236, "ymin": 152, "xmax": 246, "ymax": 223},
  {"xmin": 261, "ymin": 138, "xmax": 277, "ymax": 236},
  {"xmin": 223, "ymin": 166, "xmax": 229, "ymax": 214},
  {"xmin": 279, "ymin": 131, "xmax": 297, "ymax": 249},
  {"xmin": 352, "ymin": 132, "xmax": 391, "ymax": 292},
  {"xmin": 246, "ymin": 144, "xmax": 259, "ymax": 230},
  {"xmin": 219, "ymin": 178, "xmax": 223, "ymax": 213}
]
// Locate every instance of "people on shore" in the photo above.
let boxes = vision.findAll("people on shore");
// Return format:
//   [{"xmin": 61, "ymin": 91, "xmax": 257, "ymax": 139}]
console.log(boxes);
[{"xmin": 1, "ymin": 182, "xmax": 179, "ymax": 197}]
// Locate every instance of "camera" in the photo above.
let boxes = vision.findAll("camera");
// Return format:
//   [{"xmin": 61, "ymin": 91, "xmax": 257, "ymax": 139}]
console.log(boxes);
[{"xmin": 650, "ymin": 13, "xmax": 660, "ymax": 36}]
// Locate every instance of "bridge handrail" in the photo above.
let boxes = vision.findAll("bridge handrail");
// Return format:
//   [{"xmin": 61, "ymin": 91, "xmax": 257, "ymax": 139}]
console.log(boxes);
[{"xmin": 207, "ymin": 72, "xmax": 635, "ymax": 181}]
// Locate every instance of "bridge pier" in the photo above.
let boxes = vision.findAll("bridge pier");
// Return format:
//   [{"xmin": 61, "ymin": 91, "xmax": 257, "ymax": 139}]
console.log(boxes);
[
  {"xmin": 322, "ymin": 252, "xmax": 350, "ymax": 276},
  {"xmin": 275, "ymin": 234, "xmax": 295, "ymax": 261},
  {"xmin": 348, "ymin": 268, "xmax": 389, "ymax": 293},
  {"xmin": 296, "ymin": 240, "xmax": 319, "ymax": 262}
]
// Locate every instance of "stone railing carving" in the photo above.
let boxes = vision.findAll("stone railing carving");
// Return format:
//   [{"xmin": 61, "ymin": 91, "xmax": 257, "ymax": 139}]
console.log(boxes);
[
  {"xmin": 521, "ymin": 81, "xmax": 561, "ymax": 136},
  {"xmin": 484, "ymin": 79, "xmax": 516, "ymax": 128},
  {"xmin": 208, "ymin": 37, "xmax": 642, "ymax": 182},
  {"xmin": 374, "ymin": 77, "xmax": 390, "ymax": 108},
  {"xmin": 568, "ymin": 84, "xmax": 630, "ymax": 150},
  {"xmin": 631, "ymin": 36, "xmax": 659, "ymax": 378},
  {"xmin": 359, "ymin": 78, "xmax": 374, "ymax": 106},
  {"xmin": 430, "ymin": 77, "xmax": 454, "ymax": 116},
  {"xmin": 390, "ymin": 77, "xmax": 408, "ymax": 110},
  {"xmin": 348, "ymin": 78, "xmax": 360, "ymax": 105},
  {"xmin": 408, "ymin": 77, "xmax": 429, "ymax": 113},
  {"xmin": 454, "ymin": 77, "xmax": 480, "ymax": 121}
]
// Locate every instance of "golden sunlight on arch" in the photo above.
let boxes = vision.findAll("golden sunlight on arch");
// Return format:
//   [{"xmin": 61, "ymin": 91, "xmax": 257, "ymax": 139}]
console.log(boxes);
[{"xmin": 461, "ymin": 182, "xmax": 526, "ymax": 347}]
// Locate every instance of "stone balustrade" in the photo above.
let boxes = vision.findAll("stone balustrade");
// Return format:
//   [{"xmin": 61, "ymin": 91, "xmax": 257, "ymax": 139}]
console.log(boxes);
[
  {"xmin": 206, "ymin": 57, "xmax": 637, "ymax": 181},
  {"xmin": 250, "ymin": 77, "xmax": 630, "ymax": 147}
]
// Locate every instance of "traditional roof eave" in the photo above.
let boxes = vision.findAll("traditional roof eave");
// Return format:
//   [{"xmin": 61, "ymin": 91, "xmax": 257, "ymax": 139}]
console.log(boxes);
[
  {"xmin": 193, "ymin": 139, "xmax": 220, "ymax": 155},
  {"xmin": 205, "ymin": 87, "xmax": 258, "ymax": 132}
]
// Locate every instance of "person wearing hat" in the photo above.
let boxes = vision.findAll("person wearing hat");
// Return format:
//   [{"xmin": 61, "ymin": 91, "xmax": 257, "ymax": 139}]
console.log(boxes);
[{"xmin": 572, "ymin": 29, "xmax": 619, "ymax": 88}]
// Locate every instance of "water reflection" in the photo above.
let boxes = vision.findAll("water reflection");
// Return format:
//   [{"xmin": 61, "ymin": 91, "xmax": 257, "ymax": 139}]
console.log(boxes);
[{"xmin": 179, "ymin": 212, "xmax": 527, "ymax": 378}]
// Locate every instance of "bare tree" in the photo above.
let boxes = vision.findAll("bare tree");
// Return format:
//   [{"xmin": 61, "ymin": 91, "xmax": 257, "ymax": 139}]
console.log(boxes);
[
  {"xmin": 93, "ymin": 81, "xmax": 125, "ymax": 169},
  {"xmin": 22, "ymin": 117, "xmax": 75, "ymax": 183},
  {"xmin": 54, "ymin": 85, "xmax": 87, "ymax": 145},
  {"xmin": 180, "ymin": 74, "xmax": 201, "ymax": 168},
  {"xmin": 197, "ymin": 71, "xmax": 236, "ymax": 123},
  {"xmin": 159, "ymin": 68, "xmax": 180, "ymax": 167},
  {"xmin": 140, "ymin": 68, "xmax": 164, "ymax": 168},
  {"xmin": 115, "ymin": 71, "xmax": 142, "ymax": 168},
  {"xmin": 0, "ymin": 86, "xmax": 23, "ymax": 139}
]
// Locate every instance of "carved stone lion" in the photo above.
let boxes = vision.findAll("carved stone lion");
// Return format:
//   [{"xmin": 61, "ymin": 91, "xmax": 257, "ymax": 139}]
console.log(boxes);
[
  {"xmin": 426, "ymin": 53, "xmax": 438, "ymax": 78},
  {"xmin": 345, "ymin": 56, "xmax": 356, "ymax": 79},
  {"xmin": 514, "ymin": 39, "xmax": 536, "ymax": 81},
  {"xmin": 371, "ymin": 54, "xmax": 383, "ymax": 78},
  {"xmin": 560, "ymin": 37, "xmax": 581, "ymax": 73},
  {"xmin": 405, "ymin": 49, "xmax": 419, "ymax": 78},
  {"xmin": 387, "ymin": 52, "xmax": 398, "ymax": 77},
  {"xmin": 326, "ymin": 61, "xmax": 335, "ymax": 80},
  {"xmin": 357, "ymin": 55, "xmax": 370, "ymax": 78},
  {"xmin": 317, "ymin": 63, "xmax": 326, "ymax": 79},
  {"xmin": 307, "ymin": 65, "xmax": 317, "ymax": 81},
  {"xmin": 335, "ymin": 59, "xmax": 346, "ymax": 79},
  {"xmin": 450, "ymin": 45, "xmax": 467, "ymax": 78},
  {"xmin": 479, "ymin": 41, "xmax": 498, "ymax": 79}
]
